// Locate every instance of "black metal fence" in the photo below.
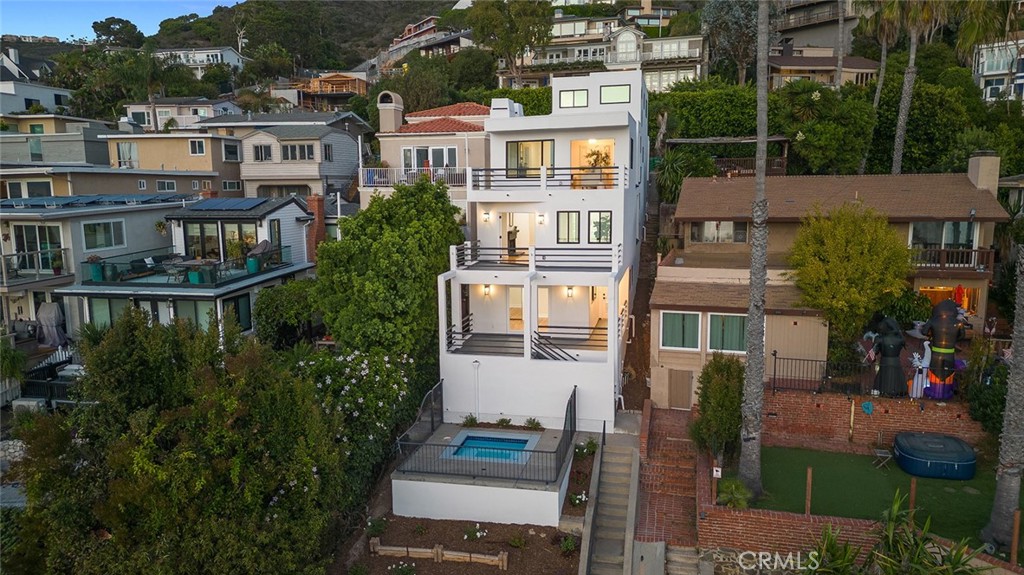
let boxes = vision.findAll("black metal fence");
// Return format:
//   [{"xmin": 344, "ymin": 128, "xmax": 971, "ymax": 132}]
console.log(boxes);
[
  {"xmin": 770, "ymin": 350, "xmax": 875, "ymax": 395},
  {"xmin": 397, "ymin": 380, "xmax": 444, "ymax": 445},
  {"xmin": 395, "ymin": 386, "xmax": 577, "ymax": 484}
]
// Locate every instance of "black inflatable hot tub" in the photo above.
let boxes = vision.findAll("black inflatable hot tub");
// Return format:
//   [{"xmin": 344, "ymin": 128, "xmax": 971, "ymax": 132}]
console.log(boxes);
[{"xmin": 893, "ymin": 432, "xmax": 976, "ymax": 480}]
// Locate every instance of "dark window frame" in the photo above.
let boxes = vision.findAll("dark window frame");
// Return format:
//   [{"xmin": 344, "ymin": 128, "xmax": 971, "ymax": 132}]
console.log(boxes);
[
  {"xmin": 557, "ymin": 211, "xmax": 580, "ymax": 244},
  {"xmin": 588, "ymin": 210, "xmax": 612, "ymax": 244}
]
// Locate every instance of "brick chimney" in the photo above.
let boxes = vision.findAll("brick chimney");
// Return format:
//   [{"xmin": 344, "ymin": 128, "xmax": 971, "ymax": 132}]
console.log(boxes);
[
  {"xmin": 967, "ymin": 150, "xmax": 1000, "ymax": 197},
  {"xmin": 377, "ymin": 90, "xmax": 404, "ymax": 133},
  {"xmin": 306, "ymin": 194, "xmax": 326, "ymax": 263}
]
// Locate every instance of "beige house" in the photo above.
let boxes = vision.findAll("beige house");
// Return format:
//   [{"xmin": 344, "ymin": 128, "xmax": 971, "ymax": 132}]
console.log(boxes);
[
  {"xmin": 240, "ymin": 126, "xmax": 359, "ymax": 198},
  {"xmin": 2, "ymin": 165, "xmax": 212, "ymax": 200},
  {"xmin": 359, "ymin": 93, "xmax": 490, "ymax": 211},
  {"xmin": 768, "ymin": 49, "xmax": 879, "ymax": 89},
  {"xmin": 0, "ymin": 113, "xmax": 114, "ymax": 134},
  {"xmin": 101, "ymin": 133, "xmax": 243, "ymax": 196},
  {"xmin": 124, "ymin": 97, "xmax": 242, "ymax": 132},
  {"xmin": 650, "ymin": 153, "xmax": 1009, "ymax": 410}
]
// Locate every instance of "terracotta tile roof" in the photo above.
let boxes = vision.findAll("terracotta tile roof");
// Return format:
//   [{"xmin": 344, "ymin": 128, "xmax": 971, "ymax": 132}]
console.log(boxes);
[
  {"xmin": 406, "ymin": 102, "xmax": 492, "ymax": 118},
  {"xmin": 650, "ymin": 281, "xmax": 820, "ymax": 316},
  {"xmin": 769, "ymin": 56, "xmax": 880, "ymax": 70},
  {"xmin": 675, "ymin": 174, "xmax": 1009, "ymax": 223},
  {"xmin": 393, "ymin": 117, "xmax": 484, "ymax": 134}
]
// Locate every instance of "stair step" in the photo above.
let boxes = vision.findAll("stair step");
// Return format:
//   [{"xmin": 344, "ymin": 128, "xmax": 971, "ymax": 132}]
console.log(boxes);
[
  {"xmin": 666, "ymin": 563, "xmax": 699, "ymax": 575},
  {"xmin": 602, "ymin": 493, "xmax": 629, "ymax": 507},
  {"xmin": 596, "ymin": 514, "xmax": 627, "ymax": 529},
  {"xmin": 666, "ymin": 548, "xmax": 700, "ymax": 564},
  {"xmin": 590, "ymin": 562, "xmax": 624, "ymax": 575},
  {"xmin": 603, "ymin": 463, "xmax": 632, "ymax": 475},
  {"xmin": 594, "ymin": 526, "xmax": 626, "ymax": 541},
  {"xmin": 591, "ymin": 537, "xmax": 625, "ymax": 561},
  {"xmin": 601, "ymin": 473, "xmax": 631, "ymax": 486},
  {"xmin": 597, "ymin": 501, "xmax": 628, "ymax": 517},
  {"xmin": 604, "ymin": 445, "xmax": 634, "ymax": 455},
  {"xmin": 599, "ymin": 482, "xmax": 630, "ymax": 496}
]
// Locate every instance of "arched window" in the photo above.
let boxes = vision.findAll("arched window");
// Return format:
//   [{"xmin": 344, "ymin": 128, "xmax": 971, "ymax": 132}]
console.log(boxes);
[{"xmin": 617, "ymin": 34, "xmax": 637, "ymax": 63}]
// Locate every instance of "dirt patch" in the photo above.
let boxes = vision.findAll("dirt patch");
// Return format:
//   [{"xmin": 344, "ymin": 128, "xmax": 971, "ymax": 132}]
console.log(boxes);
[
  {"xmin": 348, "ymin": 513, "xmax": 580, "ymax": 575},
  {"xmin": 560, "ymin": 451, "xmax": 595, "ymax": 517},
  {"xmin": 621, "ymin": 184, "xmax": 660, "ymax": 410}
]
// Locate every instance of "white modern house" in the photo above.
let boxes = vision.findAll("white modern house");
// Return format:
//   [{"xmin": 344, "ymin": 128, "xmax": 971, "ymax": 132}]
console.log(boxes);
[
  {"xmin": 972, "ymin": 33, "xmax": 1024, "ymax": 101},
  {"xmin": 154, "ymin": 47, "xmax": 248, "ymax": 79},
  {"xmin": 392, "ymin": 70, "xmax": 650, "ymax": 526}
]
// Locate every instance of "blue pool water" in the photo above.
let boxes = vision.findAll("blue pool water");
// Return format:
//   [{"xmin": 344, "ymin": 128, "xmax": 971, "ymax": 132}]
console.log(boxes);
[{"xmin": 453, "ymin": 436, "xmax": 529, "ymax": 460}]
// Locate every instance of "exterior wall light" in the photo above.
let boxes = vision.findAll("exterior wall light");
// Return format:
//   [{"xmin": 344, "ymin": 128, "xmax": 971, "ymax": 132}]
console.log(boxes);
[
  {"xmin": 537, "ymin": 213, "xmax": 546, "ymax": 225},
  {"xmin": 484, "ymin": 284, "xmax": 491, "ymax": 296},
  {"xmin": 567, "ymin": 286, "xmax": 574, "ymax": 299},
  {"xmin": 483, "ymin": 211, "xmax": 491, "ymax": 222}
]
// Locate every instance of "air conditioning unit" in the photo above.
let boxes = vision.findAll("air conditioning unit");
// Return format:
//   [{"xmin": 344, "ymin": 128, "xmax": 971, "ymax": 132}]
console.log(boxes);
[{"xmin": 12, "ymin": 398, "xmax": 46, "ymax": 413}]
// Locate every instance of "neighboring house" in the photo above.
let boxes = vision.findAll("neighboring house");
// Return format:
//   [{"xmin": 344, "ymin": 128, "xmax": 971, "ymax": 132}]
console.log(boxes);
[
  {"xmin": 972, "ymin": 33, "xmax": 1024, "ymax": 101},
  {"xmin": 1, "ymin": 48, "xmax": 53, "ymax": 82},
  {"xmin": 0, "ymin": 114, "xmax": 121, "ymax": 165},
  {"xmin": 196, "ymin": 111, "xmax": 372, "ymax": 140},
  {"xmin": 239, "ymin": 126, "xmax": 359, "ymax": 198},
  {"xmin": 360, "ymin": 96, "xmax": 491, "ymax": 211},
  {"xmin": 391, "ymin": 16, "xmax": 442, "ymax": 50},
  {"xmin": 416, "ymin": 31, "xmax": 474, "ymax": 60},
  {"xmin": 648, "ymin": 152, "xmax": 1008, "ymax": 410},
  {"xmin": 498, "ymin": 14, "xmax": 704, "ymax": 92},
  {"xmin": 1, "ymin": 163, "xmax": 216, "ymax": 200},
  {"xmin": 286, "ymin": 72, "xmax": 369, "ymax": 112},
  {"xmin": 0, "ymin": 77, "xmax": 72, "ymax": 114},
  {"xmin": 154, "ymin": 46, "xmax": 248, "ymax": 79},
  {"xmin": 777, "ymin": 0, "xmax": 858, "ymax": 50},
  {"xmin": 124, "ymin": 97, "xmax": 242, "ymax": 131},
  {"xmin": 619, "ymin": 1, "xmax": 678, "ymax": 28},
  {"xmin": 0, "ymin": 194, "xmax": 192, "ymax": 332},
  {"xmin": 768, "ymin": 53, "xmax": 879, "ymax": 89},
  {"xmin": 56, "ymin": 195, "xmax": 322, "ymax": 336},
  {"xmin": 100, "ymin": 133, "xmax": 243, "ymax": 196}
]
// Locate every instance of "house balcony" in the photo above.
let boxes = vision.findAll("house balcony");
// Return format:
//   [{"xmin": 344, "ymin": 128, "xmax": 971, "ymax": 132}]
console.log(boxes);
[
  {"xmin": 467, "ymin": 166, "xmax": 625, "ymax": 203},
  {"xmin": 78, "ymin": 245, "xmax": 294, "ymax": 288},
  {"xmin": 159, "ymin": 114, "xmax": 206, "ymax": 128},
  {"xmin": 1, "ymin": 247, "xmax": 74, "ymax": 293},
  {"xmin": 451, "ymin": 242, "xmax": 623, "ymax": 275},
  {"xmin": 778, "ymin": 5, "xmax": 850, "ymax": 30},
  {"xmin": 715, "ymin": 157, "xmax": 788, "ymax": 177},
  {"xmin": 912, "ymin": 248, "xmax": 995, "ymax": 279},
  {"xmin": 444, "ymin": 312, "xmax": 617, "ymax": 362},
  {"xmin": 359, "ymin": 167, "xmax": 467, "ymax": 189}
]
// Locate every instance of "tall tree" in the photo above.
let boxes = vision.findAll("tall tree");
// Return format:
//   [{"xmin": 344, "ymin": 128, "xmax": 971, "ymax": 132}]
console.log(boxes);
[
  {"xmin": 981, "ymin": 214, "xmax": 1024, "ymax": 549},
  {"xmin": 955, "ymin": 0, "xmax": 1023, "ymax": 105},
  {"xmin": 702, "ymin": 0, "xmax": 760, "ymax": 85},
  {"xmin": 92, "ymin": 16, "xmax": 145, "ymax": 48},
  {"xmin": 466, "ymin": 0, "xmax": 553, "ymax": 88},
  {"xmin": 737, "ymin": 0, "xmax": 770, "ymax": 498},
  {"xmin": 835, "ymin": 0, "xmax": 846, "ymax": 90},
  {"xmin": 855, "ymin": 0, "xmax": 900, "ymax": 174},
  {"xmin": 890, "ymin": 0, "xmax": 948, "ymax": 174}
]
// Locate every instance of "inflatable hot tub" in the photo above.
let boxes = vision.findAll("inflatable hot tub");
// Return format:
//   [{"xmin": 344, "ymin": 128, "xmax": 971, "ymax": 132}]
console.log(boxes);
[{"xmin": 893, "ymin": 432, "xmax": 976, "ymax": 480}]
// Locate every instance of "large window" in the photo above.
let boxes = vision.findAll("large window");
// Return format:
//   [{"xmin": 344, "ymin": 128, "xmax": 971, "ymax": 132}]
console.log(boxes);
[
  {"xmin": 690, "ymin": 221, "xmax": 748, "ymax": 243},
  {"xmin": 189, "ymin": 139, "xmax": 206, "ymax": 156},
  {"xmin": 661, "ymin": 311, "xmax": 700, "ymax": 350},
  {"xmin": 83, "ymin": 220, "xmax": 126, "ymax": 251},
  {"xmin": 174, "ymin": 299, "xmax": 216, "ymax": 330},
  {"xmin": 130, "ymin": 111, "xmax": 150, "ymax": 127},
  {"xmin": 223, "ymin": 222, "xmax": 258, "ymax": 260},
  {"xmin": 29, "ymin": 137, "xmax": 42, "ymax": 161},
  {"xmin": 12, "ymin": 223, "xmax": 62, "ymax": 269},
  {"xmin": 600, "ymin": 84, "xmax": 631, "ymax": 104},
  {"xmin": 560, "ymin": 89, "xmax": 588, "ymax": 108},
  {"xmin": 253, "ymin": 144, "xmax": 272, "ymax": 162},
  {"xmin": 156, "ymin": 180, "xmax": 177, "ymax": 192},
  {"xmin": 116, "ymin": 142, "xmax": 139, "ymax": 168},
  {"xmin": 223, "ymin": 293, "xmax": 252, "ymax": 331},
  {"xmin": 588, "ymin": 211, "xmax": 612, "ymax": 244},
  {"xmin": 506, "ymin": 140, "xmax": 554, "ymax": 178},
  {"xmin": 557, "ymin": 211, "xmax": 580, "ymax": 244},
  {"xmin": 89, "ymin": 297, "xmax": 130, "ymax": 328},
  {"xmin": 910, "ymin": 221, "xmax": 975, "ymax": 250},
  {"xmin": 615, "ymin": 35, "xmax": 638, "ymax": 63},
  {"xmin": 223, "ymin": 180, "xmax": 242, "ymax": 192},
  {"xmin": 185, "ymin": 222, "xmax": 222, "ymax": 259},
  {"xmin": 283, "ymin": 144, "xmax": 315, "ymax": 161},
  {"xmin": 223, "ymin": 141, "xmax": 240, "ymax": 162},
  {"xmin": 708, "ymin": 314, "xmax": 746, "ymax": 353},
  {"xmin": 6, "ymin": 181, "xmax": 52, "ymax": 198},
  {"xmin": 401, "ymin": 146, "xmax": 456, "ymax": 170}
]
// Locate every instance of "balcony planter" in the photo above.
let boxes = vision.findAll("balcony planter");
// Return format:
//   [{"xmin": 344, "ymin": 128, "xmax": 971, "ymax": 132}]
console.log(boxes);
[
  {"xmin": 188, "ymin": 270, "xmax": 203, "ymax": 284},
  {"xmin": 87, "ymin": 262, "xmax": 103, "ymax": 282},
  {"xmin": 246, "ymin": 257, "xmax": 261, "ymax": 274}
]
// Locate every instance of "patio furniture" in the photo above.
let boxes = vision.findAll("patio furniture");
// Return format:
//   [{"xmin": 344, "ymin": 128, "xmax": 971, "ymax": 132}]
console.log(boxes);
[
  {"xmin": 246, "ymin": 240, "xmax": 274, "ymax": 272},
  {"xmin": 163, "ymin": 259, "xmax": 186, "ymax": 283},
  {"xmin": 872, "ymin": 448, "xmax": 892, "ymax": 469},
  {"xmin": 6, "ymin": 255, "xmax": 21, "ymax": 278}
]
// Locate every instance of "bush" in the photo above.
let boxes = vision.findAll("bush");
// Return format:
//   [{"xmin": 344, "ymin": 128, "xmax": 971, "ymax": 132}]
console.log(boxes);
[
  {"xmin": 690, "ymin": 353, "xmax": 744, "ymax": 463},
  {"xmin": 508, "ymin": 534, "xmax": 527, "ymax": 549},
  {"xmin": 524, "ymin": 417, "xmax": 543, "ymax": 430},
  {"xmin": 496, "ymin": 417, "xmax": 512, "ymax": 428},
  {"xmin": 462, "ymin": 414, "xmax": 479, "ymax": 427},
  {"xmin": 967, "ymin": 362, "xmax": 1008, "ymax": 436},
  {"xmin": 559, "ymin": 534, "xmax": 578, "ymax": 556},
  {"xmin": 877, "ymin": 288, "xmax": 933, "ymax": 330},
  {"xmin": 367, "ymin": 516, "xmax": 388, "ymax": 537},
  {"xmin": 717, "ymin": 478, "xmax": 753, "ymax": 509},
  {"xmin": 463, "ymin": 523, "xmax": 488, "ymax": 541},
  {"xmin": 568, "ymin": 491, "xmax": 588, "ymax": 507},
  {"xmin": 386, "ymin": 561, "xmax": 416, "ymax": 575},
  {"xmin": 574, "ymin": 437, "xmax": 598, "ymax": 458}
]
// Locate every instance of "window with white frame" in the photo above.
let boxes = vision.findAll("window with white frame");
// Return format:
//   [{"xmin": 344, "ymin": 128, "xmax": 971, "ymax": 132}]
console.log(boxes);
[
  {"xmin": 223, "ymin": 141, "xmax": 240, "ymax": 162},
  {"xmin": 189, "ymin": 139, "xmax": 206, "ymax": 155},
  {"xmin": 559, "ymin": 89, "xmax": 588, "ymax": 108},
  {"xmin": 5, "ymin": 181, "xmax": 52, "ymax": 198},
  {"xmin": 600, "ymin": 84, "xmax": 631, "ymax": 104},
  {"xmin": 192, "ymin": 180, "xmax": 200, "ymax": 190},
  {"xmin": 202, "ymin": 180, "xmax": 212, "ymax": 190},
  {"xmin": 253, "ymin": 144, "xmax": 272, "ymax": 162},
  {"xmin": 402, "ymin": 146, "xmax": 457, "ymax": 170},
  {"xmin": 283, "ymin": 144, "xmax": 315, "ymax": 161},
  {"xmin": 690, "ymin": 221, "xmax": 748, "ymax": 243},
  {"xmin": 83, "ymin": 220, "xmax": 126, "ymax": 250},
  {"xmin": 323, "ymin": 144, "xmax": 333, "ymax": 162},
  {"xmin": 557, "ymin": 211, "xmax": 580, "ymax": 243},
  {"xmin": 156, "ymin": 180, "xmax": 177, "ymax": 192},
  {"xmin": 116, "ymin": 141, "xmax": 139, "ymax": 168},
  {"xmin": 661, "ymin": 311, "xmax": 700, "ymax": 350},
  {"xmin": 222, "ymin": 180, "xmax": 242, "ymax": 192},
  {"xmin": 708, "ymin": 313, "xmax": 746, "ymax": 353},
  {"xmin": 137, "ymin": 180, "xmax": 146, "ymax": 190},
  {"xmin": 910, "ymin": 221, "xmax": 976, "ymax": 251}
]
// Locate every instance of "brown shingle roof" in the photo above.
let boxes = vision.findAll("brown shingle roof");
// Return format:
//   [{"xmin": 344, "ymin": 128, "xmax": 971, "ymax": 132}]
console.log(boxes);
[
  {"xmin": 675, "ymin": 174, "xmax": 1009, "ymax": 223},
  {"xmin": 650, "ymin": 281, "xmax": 820, "ymax": 316},
  {"xmin": 406, "ymin": 102, "xmax": 491, "ymax": 118},
  {"xmin": 769, "ymin": 56, "xmax": 879, "ymax": 70},
  {"xmin": 392, "ymin": 117, "xmax": 484, "ymax": 134}
]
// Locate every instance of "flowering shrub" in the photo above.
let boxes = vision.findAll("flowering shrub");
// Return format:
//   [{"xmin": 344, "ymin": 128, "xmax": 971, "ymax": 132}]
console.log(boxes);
[
  {"xmin": 367, "ymin": 516, "xmax": 388, "ymax": 537},
  {"xmin": 386, "ymin": 560, "xmax": 416, "ymax": 574},
  {"xmin": 463, "ymin": 523, "xmax": 488, "ymax": 541},
  {"xmin": 569, "ymin": 491, "xmax": 588, "ymax": 507}
]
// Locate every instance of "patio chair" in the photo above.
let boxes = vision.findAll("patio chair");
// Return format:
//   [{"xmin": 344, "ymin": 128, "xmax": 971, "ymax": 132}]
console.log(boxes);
[
  {"xmin": 162, "ymin": 259, "xmax": 185, "ymax": 283},
  {"xmin": 7, "ymin": 255, "xmax": 21, "ymax": 278},
  {"xmin": 872, "ymin": 448, "xmax": 892, "ymax": 469}
]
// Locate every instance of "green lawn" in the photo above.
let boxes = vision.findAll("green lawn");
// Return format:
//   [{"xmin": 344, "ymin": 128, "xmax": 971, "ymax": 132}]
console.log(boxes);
[{"xmin": 752, "ymin": 446, "xmax": 1021, "ymax": 549}]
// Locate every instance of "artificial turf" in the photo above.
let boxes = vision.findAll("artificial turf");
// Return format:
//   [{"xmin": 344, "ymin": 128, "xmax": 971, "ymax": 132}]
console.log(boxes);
[{"xmin": 751, "ymin": 446, "xmax": 1018, "ymax": 546}]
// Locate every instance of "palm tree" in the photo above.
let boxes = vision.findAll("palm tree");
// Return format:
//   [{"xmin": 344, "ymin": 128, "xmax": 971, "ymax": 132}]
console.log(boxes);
[
  {"xmin": 855, "ymin": 0, "xmax": 900, "ymax": 174},
  {"xmin": 891, "ymin": 0, "xmax": 947, "ymax": 175},
  {"xmin": 981, "ymin": 220, "xmax": 1024, "ymax": 549},
  {"xmin": 737, "ymin": 0, "xmax": 770, "ymax": 498},
  {"xmin": 835, "ymin": 0, "xmax": 846, "ymax": 90}
]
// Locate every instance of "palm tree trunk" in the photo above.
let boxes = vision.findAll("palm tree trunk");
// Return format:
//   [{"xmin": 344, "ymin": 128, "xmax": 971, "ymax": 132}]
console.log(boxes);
[
  {"xmin": 835, "ymin": 0, "xmax": 845, "ymax": 90},
  {"xmin": 981, "ymin": 240, "xmax": 1024, "ymax": 549},
  {"xmin": 891, "ymin": 31, "xmax": 918, "ymax": 175},
  {"xmin": 738, "ymin": 0, "xmax": 770, "ymax": 499},
  {"xmin": 737, "ymin": 63, "xmax": 747, "ymax": 86},
  {"xmin": 858, "ymin": 39, "xmax": 887, "ymax": 175}
]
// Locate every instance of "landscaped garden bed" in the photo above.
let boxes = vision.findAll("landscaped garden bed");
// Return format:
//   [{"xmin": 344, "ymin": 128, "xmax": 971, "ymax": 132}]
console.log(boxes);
[
  {"xmin": 349, "ymin": 513, "xmax": 579, "ymax": 575},
  {"xmin": 560, "ymin": 438, "xmax": 598, "ymax": 517}
]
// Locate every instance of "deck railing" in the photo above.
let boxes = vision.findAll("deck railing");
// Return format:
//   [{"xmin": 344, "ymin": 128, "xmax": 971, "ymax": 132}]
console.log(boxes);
[
  {"xmin": 81, "ymin": 245, "xmax": 293, "ymax": 287},
  {"xmin": 452, "ymin": 242, "xmax": 621, "ymax": 272},
  {"xmin": 771, "ymin": 351, "xmax": 875, "ymax": 395},
  {"xmin": 360, "ymin": 167, "xmax": 468, "ymax": 188},
  {"xmin": 469, "ymin": 166, "xmax": 625, "ymax": 193},
  {"xmin": 913, "ymin": 248, "xmax": 993, "ymax": 272},
  {"xmin": 715, "ymin": 157, "xmax": 788, "ymax": 177},
  {"xmin": 1, "ymin": 247, "xmax": 72, "ymax": 285}
]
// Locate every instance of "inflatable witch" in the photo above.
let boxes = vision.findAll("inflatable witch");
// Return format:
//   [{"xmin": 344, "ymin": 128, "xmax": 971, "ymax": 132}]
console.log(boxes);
[
  {"xmin": 872, "ymin": 317, "xmax": 906, "ymax": 396},
  {"xmin": 920, "ymin": 299, "xmax": 964, "ymax": 400}
]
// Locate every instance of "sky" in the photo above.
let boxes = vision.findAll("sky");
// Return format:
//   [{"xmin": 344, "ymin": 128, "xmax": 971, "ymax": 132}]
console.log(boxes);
[{"xmin": 1, "ymin": 1, "xmax": 238, "ymax": 41}]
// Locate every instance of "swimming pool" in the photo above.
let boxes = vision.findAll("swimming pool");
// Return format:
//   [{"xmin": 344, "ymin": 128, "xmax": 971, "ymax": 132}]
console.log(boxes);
[{"xmin": 454, "ymin": 436, "xmax": 529, "ymax": 460}]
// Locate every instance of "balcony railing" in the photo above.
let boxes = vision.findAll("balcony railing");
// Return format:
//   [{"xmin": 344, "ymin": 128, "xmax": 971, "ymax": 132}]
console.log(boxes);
[
  {"xmin": 452, "ymin": 242, "xmax": 622, "ymax": 272},
  {"xmin": 360, "ymin": 167, "xmax": 467, "ymax": 189},
  {"xmin": 715, "ymin": 157, "xmax": 788, "ymax": 177},
  {"xmin": 779, "ymin": 5, "xmax": 849, "ymax": 29},
  {"xmin": 912, "ymin": 248, "xmax": 994, "ymax": 273},
  {"xmin": 530, "ymin": 48, "xmax": 700, "ymax": 68},
  {"xmin": 2, "ymin": 247, "xmax": 72, "ymax": 286},
  {"xmin": 80, "ymin": 245, "xmax": 293, "ymax": 287},
  {"xmin": 469, "ymin": 166, "xmax": 625, "ymax": 193},
  {"xmin": 446, "ymin": 313, "xmax": 609, "ymax": 358}
]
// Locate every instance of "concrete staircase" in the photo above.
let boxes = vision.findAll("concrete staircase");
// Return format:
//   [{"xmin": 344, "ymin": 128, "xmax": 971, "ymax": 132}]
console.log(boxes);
[
  {"xmin": 665, "ymin": 546, "xmax": 700, "ymax": 575},
  {"xmin": 589, "ymin": 444, "xmax": 635, "ymax": 575}
]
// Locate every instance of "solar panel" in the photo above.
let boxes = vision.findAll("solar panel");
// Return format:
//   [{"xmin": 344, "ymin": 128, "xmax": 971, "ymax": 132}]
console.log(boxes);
[{"xmin": 191, "ymin": 198, "xmax": 229, "ymax": 210}]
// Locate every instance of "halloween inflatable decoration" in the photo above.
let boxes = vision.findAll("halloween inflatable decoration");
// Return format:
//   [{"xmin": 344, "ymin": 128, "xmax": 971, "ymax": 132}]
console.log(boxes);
[
  {"xmin": 920, "ymin": 299, "xmax": 963, "ymax": 400},
  {"xmin": 872, "ymin": 317, "xmax": 907, "ymax": 396}
]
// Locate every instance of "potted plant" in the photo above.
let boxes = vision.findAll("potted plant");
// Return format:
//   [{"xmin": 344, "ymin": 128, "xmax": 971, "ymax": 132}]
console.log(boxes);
[
  {"xmin": 226, "ymin": 239, "xmax": 245, "ymax": 267},
  {"xmin": 155, "ymin": 220, "xmax": 167, "ymax": 236},
  {"xmin": 585, "ymin": 148, "xmax": 612, "ymax": 187},
  {"xmin": 86, "ymin": 254, "xmax": 103, "ymax": 282},
  {"xmin": 50, "ymin": 253, "xmax": 63, "ymax": 275}
]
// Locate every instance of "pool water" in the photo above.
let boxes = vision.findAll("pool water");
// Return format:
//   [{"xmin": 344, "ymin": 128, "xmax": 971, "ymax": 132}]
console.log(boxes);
[{"xmin": 453, "ymin": 436, "xmax": 529, "ymax": 460}]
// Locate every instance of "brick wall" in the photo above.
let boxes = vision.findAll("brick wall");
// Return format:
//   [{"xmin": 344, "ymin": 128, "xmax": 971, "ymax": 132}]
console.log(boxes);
[
  {"xmin": 639, "ymin": 399, "xmax": 652, "ymax": 462},
  {"xmin": 762, "ymin": 390, "xmax": 987, "ymax": 455}
]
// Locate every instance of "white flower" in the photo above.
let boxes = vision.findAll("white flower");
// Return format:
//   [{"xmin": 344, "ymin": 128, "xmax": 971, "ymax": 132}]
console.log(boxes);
[
  {"xmin": 796, "ymin": 130, "xmax": 806, "ymax": 141},
  {"xmin": 811, "ymin": 90, "xmax": 821, "ymax": 101}
]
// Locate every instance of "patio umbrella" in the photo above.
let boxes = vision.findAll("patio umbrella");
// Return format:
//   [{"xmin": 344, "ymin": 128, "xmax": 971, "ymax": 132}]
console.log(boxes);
[{"xmin": 36, "ymin": 302, "xmax": 68, "ymax": 348}]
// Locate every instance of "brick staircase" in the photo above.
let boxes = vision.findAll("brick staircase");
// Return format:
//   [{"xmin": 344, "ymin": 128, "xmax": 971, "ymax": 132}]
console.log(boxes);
[
  {"xmin": 636, "ymin": 408, "xmax": 698, "ymax": 547},
  {"xmin": 665, "ymin": 546, "xmax": 700, "ymax": 575},
  {"xmin": 589, "ymin": 444, "xmax": 634, "ymax": 575}
]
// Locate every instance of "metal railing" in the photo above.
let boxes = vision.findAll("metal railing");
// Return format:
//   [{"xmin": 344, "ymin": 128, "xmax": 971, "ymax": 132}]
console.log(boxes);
[
  {"xmin": 532, "ymin": 331, "xmax": 577, "ymax": 361},
  {"xmin": 532, "ymin": 49, "xmax": 700, "ymax": 67},
  {"xmin": 360, "ymin": 167, "xmax": 468, "ymax": 188},
  {"xmin": 453, "ymin": 242, "xmax": 620, "ymax": 272},
  {"xmin": 581, "ymin": 420, "xmax": 607, "ymax": 575},
  {"xmin": 779, "ymin": 5, "xmax": 848, "ymax": 29},
  {"xmin": 771, "ymin": 350, "xmax": 875, "ymax": 395},
  {"xmin": 81, "ymin": 245, "xmax": 293, "ymax": 287},
  {"xmin": 469, "ymin": 166, "xmax": 625, "ymax": 192},
  {"xmin": 395, "ymin": 387, "xmax": 577, "ymax": 483},
  {"xmin": 1, "ymin": 247, "xmax": 71, "ymax": 285},
  {"xmin": 397, "ymin": 380, "xmax": 444, "ymax": 445},
  {"xmin": 715, "ymin": 157, "xmax": 788, "ymax": 177},
  {"xmin": 453, "ymin": 244, "xmax": 530, "ymax": 268},
  {"xmin": 537, "ymin": 324, "xmax": 608, "ymax": 350},
  {"xmin": 535, "ymin": 246, "xmax": 619, "ymax": 270},
  {"xmin": 912, "ymin": 248, "xmax": 994, "ymax": 272}
]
